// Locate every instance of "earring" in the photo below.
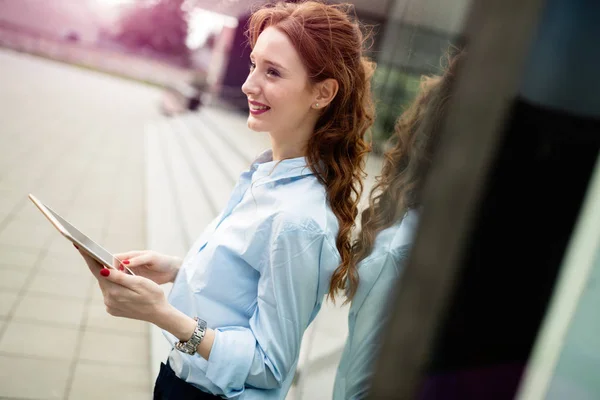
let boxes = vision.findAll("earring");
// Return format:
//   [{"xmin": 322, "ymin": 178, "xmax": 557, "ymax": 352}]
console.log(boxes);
[{"xmin": 315, "ymin": 103, "xmax": 320, "ymax": 108}]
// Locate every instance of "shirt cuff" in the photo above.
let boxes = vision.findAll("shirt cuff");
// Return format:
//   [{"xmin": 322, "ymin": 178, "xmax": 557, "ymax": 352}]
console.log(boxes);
[{"xmin": 205, "ymin": 327, "xmax": 256, "ymax": 397}]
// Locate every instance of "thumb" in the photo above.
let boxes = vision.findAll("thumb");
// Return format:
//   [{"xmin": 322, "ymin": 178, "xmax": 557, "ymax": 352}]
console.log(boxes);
[
  {"xmin": 100, "ymin": 267, "xmax": 143, "ymax": 291},
  {"xmin": 114, "ymin": 250, "xmax": 145, "ymax": 262},
  {"xmin": 121, "ymin": 252, "xmax": 155, "ymax": 268}
]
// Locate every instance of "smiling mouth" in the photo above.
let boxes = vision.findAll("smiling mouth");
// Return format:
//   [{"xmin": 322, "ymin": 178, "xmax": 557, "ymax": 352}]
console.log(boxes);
[{"xmin": 249, "ymin": 103, "xmax": 271, "ymax": 115}]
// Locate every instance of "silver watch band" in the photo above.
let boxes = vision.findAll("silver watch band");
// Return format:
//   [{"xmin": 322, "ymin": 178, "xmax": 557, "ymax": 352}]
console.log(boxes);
[{"xmin": 175, "ymin": 317, "xmax": 207, "ymax": 355}]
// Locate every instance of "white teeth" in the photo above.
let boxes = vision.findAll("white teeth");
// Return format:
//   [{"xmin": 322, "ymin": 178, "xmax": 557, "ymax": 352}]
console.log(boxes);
[{"xmin": 250, "ymin": 105, "xmax": 269, "ymax": 111}]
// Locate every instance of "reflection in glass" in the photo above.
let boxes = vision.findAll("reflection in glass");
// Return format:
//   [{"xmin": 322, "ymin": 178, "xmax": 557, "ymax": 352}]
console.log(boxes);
[
  {"xmin": 333, "ymin": 51, "xmax": 465, "ymax": 399},
  {"xmin": 371, "ymin": 0, "xmax": 469, "ymax": 150}
]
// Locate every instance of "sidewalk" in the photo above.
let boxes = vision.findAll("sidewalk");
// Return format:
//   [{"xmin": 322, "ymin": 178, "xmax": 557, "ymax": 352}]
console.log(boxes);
[{"xmin": 0, "ymin": 49, "xmax": 159, "ymax": 399}]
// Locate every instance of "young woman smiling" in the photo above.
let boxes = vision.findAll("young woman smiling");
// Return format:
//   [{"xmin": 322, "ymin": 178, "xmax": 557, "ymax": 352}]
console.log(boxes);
[{"xmin": 78, "ymin": 2, "xmax": 376, "ymax": 399}]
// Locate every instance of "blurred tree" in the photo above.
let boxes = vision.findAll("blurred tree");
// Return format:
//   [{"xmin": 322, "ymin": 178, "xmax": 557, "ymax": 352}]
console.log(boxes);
[{"xmin": 114, "ymin": 0, "xmax": 190, "ymax": 67}]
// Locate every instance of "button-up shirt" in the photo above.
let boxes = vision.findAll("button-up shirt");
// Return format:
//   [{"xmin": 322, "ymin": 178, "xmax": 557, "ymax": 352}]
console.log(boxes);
[
  {"xmin": 165, "ymin": 150, "xmax": 340, "ymax": 399},
  {"xmin": 333, "ymin": 210, "xmax": 419, "ymax": 399}
]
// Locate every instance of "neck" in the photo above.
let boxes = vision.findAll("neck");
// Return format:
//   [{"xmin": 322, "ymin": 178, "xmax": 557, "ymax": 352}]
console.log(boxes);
[
  {"xmin": 269, "ymin": 131, "xmax": 311, "ymax": 161},
  {"xmin": 269, "ymin": 114, "xmax": 319, "ymax": 161},
  {"xmin": 270, "ymin": 140, "xmax": 306, "ymax": 161}
]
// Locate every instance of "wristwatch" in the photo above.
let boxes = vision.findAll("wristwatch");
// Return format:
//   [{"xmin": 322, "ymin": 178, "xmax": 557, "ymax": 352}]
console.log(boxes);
[{"xmin": 175, "ymin": 317, "xmax": 207, "ymax": 355}]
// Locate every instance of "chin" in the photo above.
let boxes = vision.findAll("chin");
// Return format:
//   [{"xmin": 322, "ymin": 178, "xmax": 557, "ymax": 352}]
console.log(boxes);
[{"xmin": 247, "ymin": 117, "xmax": 268, "ymax": 133}]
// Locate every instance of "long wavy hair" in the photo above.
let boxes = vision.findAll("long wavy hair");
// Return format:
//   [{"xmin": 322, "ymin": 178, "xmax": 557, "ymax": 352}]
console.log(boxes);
[
  {"xmin": 247, "ymin": 1, "xmax": 375, "ymax": 300},
  {"xmin": 353, "ymin": 51, "xmax": 465, "ymax": 278}
]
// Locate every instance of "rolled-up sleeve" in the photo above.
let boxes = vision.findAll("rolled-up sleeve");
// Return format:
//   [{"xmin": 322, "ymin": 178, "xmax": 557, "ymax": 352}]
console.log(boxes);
[{"xmin": 204, "ymin": 216, "xmax": 326, "ymax": 397}]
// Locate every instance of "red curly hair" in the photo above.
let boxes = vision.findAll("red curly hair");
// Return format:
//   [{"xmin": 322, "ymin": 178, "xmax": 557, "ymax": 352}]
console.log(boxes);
[
  {"xmin": 354, "ymin": 51, "xmax": 465, "ymax": 269},
  {"xmin": 247, "ymin": 1, "xmax": 376, "ymax": 301}
]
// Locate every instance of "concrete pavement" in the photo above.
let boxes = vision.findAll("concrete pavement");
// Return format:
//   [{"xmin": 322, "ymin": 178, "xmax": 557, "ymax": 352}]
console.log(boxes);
[{"xmin": 0, "ymin": 48, "xmax": 158, "ymax": 399}]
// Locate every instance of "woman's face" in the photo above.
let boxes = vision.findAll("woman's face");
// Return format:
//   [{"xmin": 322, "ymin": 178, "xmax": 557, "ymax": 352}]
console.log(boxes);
[{"xmin": 241, "ymin": 27, "xmax": 317, "ymax": 138}]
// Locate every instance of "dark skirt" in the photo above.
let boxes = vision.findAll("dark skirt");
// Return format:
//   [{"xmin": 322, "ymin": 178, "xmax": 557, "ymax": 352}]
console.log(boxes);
[{"xmin": 153, "ymin": 362, "xmax": 222, "ymax": 400}]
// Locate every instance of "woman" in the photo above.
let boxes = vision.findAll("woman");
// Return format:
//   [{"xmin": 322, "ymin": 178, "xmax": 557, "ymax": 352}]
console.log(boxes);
[
  {"xmin": 78, "ymin": 1, "xmax": 375, "ymax": 399},
  {"xmin": 333, "ymin": 51, "xmax": 464, "ymax": 399}
]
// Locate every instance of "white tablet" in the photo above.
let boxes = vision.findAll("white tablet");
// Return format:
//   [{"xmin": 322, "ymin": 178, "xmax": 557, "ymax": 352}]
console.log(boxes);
[{"xmin": 29, "ymin": 193, "xmax": 135, "ymax": 275}]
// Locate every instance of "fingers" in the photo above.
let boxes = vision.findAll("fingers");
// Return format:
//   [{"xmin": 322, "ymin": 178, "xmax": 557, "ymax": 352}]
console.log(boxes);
[
  {"xmin": 100, "ymin": 267, "xmax": 148, "ymax": 293},
  {"xmin": 113, "ymin": 251, "xmax": 156, "ymax": 271},
  {"xmin": 114, "ymin": 250, "xmax": 146, "ymax": 262},
  {"xmin": 123, "ymin": 252, "xmax": 155, "ymax": 268}
]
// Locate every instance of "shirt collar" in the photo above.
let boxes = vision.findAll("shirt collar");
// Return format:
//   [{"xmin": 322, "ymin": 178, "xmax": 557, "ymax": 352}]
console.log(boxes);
[{"xmin": 250, "ymin": 149, "xmax": 314, "ymax": 186}]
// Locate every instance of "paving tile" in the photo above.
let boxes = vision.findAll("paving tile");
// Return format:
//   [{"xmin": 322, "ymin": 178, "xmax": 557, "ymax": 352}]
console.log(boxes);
[
  {"xmin": 102, "ymin": 232, "xmax": 145, "ymax": 254},
  {"xmin": 12, "ymin": 201, "xmax": 48, "ymax": 223},
  {"xmin": 68, "ymin": 204, "xmax": 110, "ymax": 222},
  {"xmin": 0, "ymin": 209, "xmax": 12, "ymax": 225},
  {"xmin": 0, "ymin": 193, "xmax": 22, "ymax": 215},
  {"xmin": 0, "ymin": 292, "xmax": 19, "ymax": 318},
  {"xmin": 0, "ymin": 269, "xmax": 30, "ymax": 292},
  {"xmin": 85, "ymin": 303, "xmax": 147, "ymax": 335},
  {"xmin": 0, "ymin": 263, "xmax": 30, "ymax": 272},
  {"xmin": 13, "ymin": 293, "xmax": 86, "ymax": 327},
  {"xmin": 2, "ymin": 50, "xmax": 158, "ymax": 399},
  {"xmin": 68, "ymin": 360, "xmax": 151, "ymax": 400},
  {"xmin": 0, "ymin": 354, "xmax": 70, "ymax": 399},
  {"xmin": 46, "ymin": 237, "xmax": 90, "ymax": 260},
  {"xmin": 38, "ymin": 251, "xmax": 91, "ymax": 277},
  {"xmin": 27, "ymin": 270, "xmax": 92, "ymax": 299},
  {"xmin": 0, "ymin": 244, "xmax": 40, "ymax": 268},
  {"xmin": 79, "ymin": 329, "xmax": 148, "ymax": 366},
  {"xmin": 88, "ymin": 283, "xmax": 110, "ymax": 310},
  {"xmin": 0, "ymin": 321, "xmax": 79, "ymax": 360},
  {"xmin": 0, "ymin": 218, "xmax": 53, "ymax": 248}
]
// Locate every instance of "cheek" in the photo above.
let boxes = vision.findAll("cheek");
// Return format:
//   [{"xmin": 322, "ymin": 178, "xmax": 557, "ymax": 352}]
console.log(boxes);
[
  {"xmin": 273, "ymin": 87, "xmax": 312, "ymax": 113},
  {"xmin": 268, "ymin": 86, "xmax": 291, "ymax": 106}
]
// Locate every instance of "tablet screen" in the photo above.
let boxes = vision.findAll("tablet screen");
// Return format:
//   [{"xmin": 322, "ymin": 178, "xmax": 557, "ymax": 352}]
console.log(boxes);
[{"xmin": 43, "ymin": 204, "xmax": 120, "ymax": 269}]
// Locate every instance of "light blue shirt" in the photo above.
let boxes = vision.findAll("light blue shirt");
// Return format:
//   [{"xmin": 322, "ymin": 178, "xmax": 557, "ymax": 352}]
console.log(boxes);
[
  {"xmin": 333, "ymin": 210, "xmax": 419, "ymax": 400},
  {"xmin": 164, "ymin": 150, "xmax": 340, "ymax": 399}
]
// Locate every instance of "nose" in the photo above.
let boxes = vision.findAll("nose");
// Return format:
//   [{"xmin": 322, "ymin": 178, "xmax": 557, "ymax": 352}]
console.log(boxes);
[{"xmin": 241, "ymin": 71, "xmax": 259, "ymax": 98}]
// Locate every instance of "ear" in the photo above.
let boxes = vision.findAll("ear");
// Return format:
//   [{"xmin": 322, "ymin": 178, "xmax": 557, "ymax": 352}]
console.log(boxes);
[{"xmin": 312, "ymin": 78, "xmax": 339, "ymax": 109}]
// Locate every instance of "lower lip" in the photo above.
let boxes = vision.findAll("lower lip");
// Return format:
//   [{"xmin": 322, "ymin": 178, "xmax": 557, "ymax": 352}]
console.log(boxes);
[{"xmin": 249, "ymin": 107, "xmax": 270, "ymax": 116}]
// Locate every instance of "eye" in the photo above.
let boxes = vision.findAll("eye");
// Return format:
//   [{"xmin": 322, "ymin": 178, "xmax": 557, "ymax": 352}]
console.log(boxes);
[
  {"xmin": 266, "ymin": 68, "xmax": 280, "ymax": 78},
  {"xmin": 249, "ymin": 61, "xmax": 256, "ymax": 71}
]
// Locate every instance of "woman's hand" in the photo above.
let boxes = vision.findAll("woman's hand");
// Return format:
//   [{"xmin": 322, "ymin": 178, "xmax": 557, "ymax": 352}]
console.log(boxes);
[
  {"xmin": 114, "ymin": 250, "xmax": 182, "ymax": 285},
  {"xmin": 77, "ymin": 249, "xmax": 215, "ymax": 359},
  {"xmin": 78, "ymin": 251, "xmax": 172, "ymax": 325}
]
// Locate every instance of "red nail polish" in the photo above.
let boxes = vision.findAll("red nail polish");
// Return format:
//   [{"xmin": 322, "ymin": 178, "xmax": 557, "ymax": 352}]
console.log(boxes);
[
  {"xmin": 100, "ymin": 268, "xmax": 110, "ymax": 277},
  {"xmin": 123, "ymin": 260, "xmax": 130, "ymax": 265},
  {"xmin": 73, "ymin": 244, "xmax": 79, "ymax": 249},
  {"xmin": 119, "ymin": 265, "xmax": 124, "ymax": 271}
]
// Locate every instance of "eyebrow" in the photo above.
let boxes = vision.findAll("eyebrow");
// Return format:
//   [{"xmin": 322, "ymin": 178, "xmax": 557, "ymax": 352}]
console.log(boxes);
[{"xmin": 250, "ymin": 54, "xmax": 288, "ymax": 72}]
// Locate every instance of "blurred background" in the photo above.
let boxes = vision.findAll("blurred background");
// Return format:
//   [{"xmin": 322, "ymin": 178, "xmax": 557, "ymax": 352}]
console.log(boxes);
[
  {"xmin": 0, "ymin": 0, "xmax": 468, "ymax": 149},
  {"xmin": 2, "ymin": 0, "xmax": 598, "ymax": 399},
  {"xmin": 0, "ymin": 1, "xmax": 465, "ymax": 398}
]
